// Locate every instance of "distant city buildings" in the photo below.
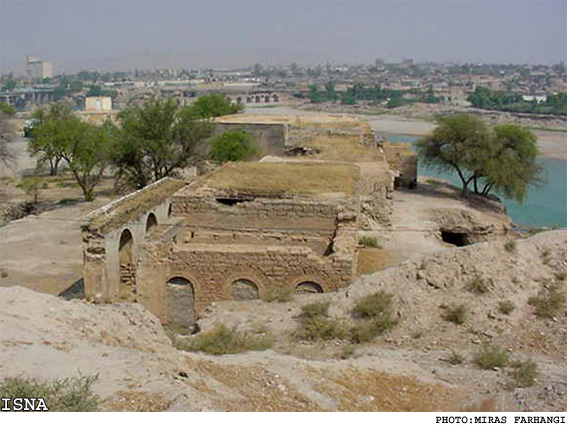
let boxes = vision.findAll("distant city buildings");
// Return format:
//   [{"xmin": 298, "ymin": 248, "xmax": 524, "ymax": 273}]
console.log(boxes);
[
  {"xmin": 85, "ymin": 96, "xmax": 112, "ymax": 112},
  {"xmin": 26, "ymin": 55, "xmax": 53, "ymax": 80}
]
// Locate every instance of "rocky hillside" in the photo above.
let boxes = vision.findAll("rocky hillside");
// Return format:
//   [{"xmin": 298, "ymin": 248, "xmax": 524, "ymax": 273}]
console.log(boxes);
[{"xmin": 1, "ymin": 230, "xmax": 566, "ymax": 411}]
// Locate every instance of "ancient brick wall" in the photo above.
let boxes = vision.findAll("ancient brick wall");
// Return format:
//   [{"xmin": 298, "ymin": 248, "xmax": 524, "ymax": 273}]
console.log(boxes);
[{"xmin": 214, "ymin": 122, "xmax": 287, "ymax": 157}]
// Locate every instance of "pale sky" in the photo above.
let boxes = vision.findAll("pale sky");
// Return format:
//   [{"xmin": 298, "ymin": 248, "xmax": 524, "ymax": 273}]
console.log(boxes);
[{"xmin": 1, "ymin": 0, "xmax": 566, "ymax": 73}]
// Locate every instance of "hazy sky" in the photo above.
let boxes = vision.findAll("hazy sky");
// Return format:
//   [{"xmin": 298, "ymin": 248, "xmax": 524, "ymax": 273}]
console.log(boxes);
[{"xmin": 1, "ymin": 0, "xmax": 566, "ymax": 73}]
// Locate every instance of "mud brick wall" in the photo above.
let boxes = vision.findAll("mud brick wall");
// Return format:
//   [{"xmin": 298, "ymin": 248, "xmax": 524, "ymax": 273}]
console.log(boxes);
[
  {"xmin": 214, "ymin": 122, "xmax": 287, "ymax": 157},
  {"xmin": 135, "ymin": 242, "xmax": 355, "ymax": 323}
]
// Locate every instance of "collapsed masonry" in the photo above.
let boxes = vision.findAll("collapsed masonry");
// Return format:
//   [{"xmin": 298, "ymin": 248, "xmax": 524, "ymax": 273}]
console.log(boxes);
[{"xmin": 82, "ymin": 114, "xmax": 416, "ymax": 328}]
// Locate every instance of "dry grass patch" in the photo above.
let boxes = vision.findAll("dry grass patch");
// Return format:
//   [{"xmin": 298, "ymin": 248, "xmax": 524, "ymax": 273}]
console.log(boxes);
[
  {"xmin": 310, "ymin": 367, "xmax": 466, "ymax": 411},
  {"xmin": 356, "ymin": 248, "xmax": 389, "ymax": 275},
  {"xmin": 191, "ymin": 360, "xmax": 322, "ymax": 411},
  {"xmin": 295, "ymin": 302, "xmax": 349, "ymax": 341},
  {"xmin": 204, "ymin": 162, "xmax": 359, "ymax": 196},
  {"xmin": 173, "ymin": 324, "xmax": 273, "ymax": 355},
  {"xmin": 511, "ymin": 360, "xmax": 539, "ymax": 388},
  {"xmin": 263, "ymin": 287, "xmax": 293, "ymax": 303},
  {"xmin": 473, "ymin": 345, "xmax": 509, "ymax": 369},
  {"xmin": 304, "ymin": 134, "xmax": 383, "ymax": 162},
  {"xmin": 528, "ymin": 284, "xmax": 566, "ymax": 319},
  {"xmin": 105, "ymin": 390, "xmax": 173, "ymax": 412}
]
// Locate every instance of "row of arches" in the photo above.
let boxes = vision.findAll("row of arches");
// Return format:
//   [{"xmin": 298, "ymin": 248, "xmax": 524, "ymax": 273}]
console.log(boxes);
[
  {"xmin": 230, "ymin": 94, "xmax": 279, "ymax": 104},
  {"xmin": 117, "ymin": 211, "xmax": 160, "ymax": 301},
  {"xmin": 165, "ymin": 276, "xmax": 324, "ymax": 328}
]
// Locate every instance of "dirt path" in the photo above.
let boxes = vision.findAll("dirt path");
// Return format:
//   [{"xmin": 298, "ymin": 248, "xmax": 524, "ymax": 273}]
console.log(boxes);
[{"xmin": 0, "ymin": 199, "xmax": 110, "ymax": 294}]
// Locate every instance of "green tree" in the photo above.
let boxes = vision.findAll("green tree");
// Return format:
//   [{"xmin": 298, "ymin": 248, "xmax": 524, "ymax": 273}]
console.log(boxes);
[
  {"xmin": 187, "ymin": 93, "xmax": 242, "ymax": 118},
  {"xmin": 28, "ymin": 102, "xmax": 74, "ymax": 175},
  {"xmin": 112, "ymin": 97, "xmax": 213, "ymax": 188},
  {"xmin": 416, "ymin": 115, "xmax": 543, "ymax": 202},
  {"xmin": 209, "ymin": 129, "xmax": 257, "ymax": 163},
  {"xmin": 61, "ymin": 119, "xmax": 110, "ymax": 201},
  {"xmin": 0, "ymin": 107, "xmax": 16, "ymax": 166},
  {"xmin": 482, "ymin": 125, "xmax": 544, "ymax": 202}
]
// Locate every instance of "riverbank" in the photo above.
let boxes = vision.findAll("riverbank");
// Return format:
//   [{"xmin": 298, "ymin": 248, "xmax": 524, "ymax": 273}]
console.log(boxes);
[{"xmin": 368, "ymin": 115, "xmax": 567, "ymax": 161}]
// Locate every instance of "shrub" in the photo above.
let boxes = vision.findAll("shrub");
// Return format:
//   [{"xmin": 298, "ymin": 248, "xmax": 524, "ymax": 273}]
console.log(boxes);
[
  {"xmin": 358, "ymin": 236, "xmax": 382, "ymax": 249},
  {"xmin": 541, "ymin": 248, "xmax": 552, "ymax": 265},
  {"xmin": 352, "ymin": 291, "xmax": 393, "ymax": 319},
  {"xmin": 295, "ymin": 302, "xmax": 349, "ymax": 341},
  {"xmin": 442, "ymin": 304, "xmax": 467, "ymax": 325},
  {"xmin": 263, "ymin": 287, "xmax": 293, "ymax": 303},
  {"xmin": 0, "ymin": 375, "xmax": 100, "ymax": 411},
  {"xmin": 504, "ymin": 240, "xmax": 517, "ymax": 253},
  {"xmin": 175, "ymin": 324, "xmax": 272, "ymax": 355},
  {"xmin": 556, "ymin": 271, "xmax": 567, "ymax": 282},
  {"xmin": 473, "ymin": 345, "xmax": 509, "ymax": 369},
  {"xmin": 511, "ymin": 360, "xmax": 538, "ymax": 387},
  {"xmin": 466, "ymin": 276, "xmax": 489, "ymax": 294},
  {"xmin": 448, "ymin": 351, "xmax": 465, "ymax": 365},
  {"xmin": 498, "ymin": 300, "xmax": 516, "ymax": 315},
  {"xmin": 350, "ymin": 315, "xmax": 396, "ymax": 343},
  {"xmin": 209, "ymin": 129, "xmax": 258, "ymax": 163},
  {"xmin": 528, "ymin": 285, "xmax": 566, "ymax": 318}
]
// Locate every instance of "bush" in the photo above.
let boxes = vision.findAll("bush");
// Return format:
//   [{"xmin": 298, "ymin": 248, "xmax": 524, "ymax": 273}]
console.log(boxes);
[
  {"xmin": 511, "ymin": 360, "xmax": 538, "ymax": 387},
  {"xmin": 442, "ymin": 304, "xmax": 467, "ymax": 325},
  {"xmin": 358, "ymin": 236, "xmax": 382, "ymax": 249},
  {"xmin": 473, "ymin": 345, "xmax": 509, "ymax": 369},
  {"xmin": 0, "ymin": 375, "xmax": 100, "ymax": 411},
  {"xmin": 466, "ymin": 276, "xmax": 489, "ymax": 294},
  {"xmin": 175, "ymin": 324, "xmax": 272, "ymax": 355},
  {"xmin": 528, "ymin": 285, "xmax": 566, "ymax": 318},
  {"xmin": 263, "ymin": 287, "xmax": 293, "ymax": 303},
  {"xmin": 352, "ymin": 291, "xmax": 393, "ymax": 319},
  {"xmin": 504, "ymin": 240, "xmax": 517, "ymax": 253},
  {"xmin": 498, "ymin": 300, "xmax": 516, "ymax": 315},
  {"xmin": 350, "ymin": 316, "xmax": 396, "ymax": 343},
  {"xmin": 556, "ymin": 271, "xmax": 567, "ymax": 282},
  {"xmin": 295, "ymin": 302, "xmax": 349, "ymax": 341},
  {"xmin": 209, "ymin": 129, "xmax": 258, "ymax": 163},
  {"xmin": 448, "ymin": 351, "xmax": 465, "ymax": 365}
]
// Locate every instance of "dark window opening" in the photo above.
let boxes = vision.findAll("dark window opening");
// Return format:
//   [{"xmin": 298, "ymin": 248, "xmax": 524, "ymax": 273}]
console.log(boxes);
[
  {"xmin": 441, "ymin": 230, "xmax": 470, "ymax": 247},
  {"xmin": 216, "ymin": 197, "xmax": 253, "ymax": 206}
]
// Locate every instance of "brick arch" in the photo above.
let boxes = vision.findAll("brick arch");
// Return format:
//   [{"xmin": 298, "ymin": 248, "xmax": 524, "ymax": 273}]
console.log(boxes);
[
  {"xmin": 118, "ymin": 228, "xmax": 136, "ymax": 301},
  {"xmin": 224, "ymin": 272, "xmax": 265, "ymax": 301},
  {"xmin": 165, "ymin": 276, "xmax": 195, "ymax": 328},
  {"xmin": 291, "ymin": 275, "xmax": 327, "ymax": 294},
  {"xmin": 146, "ymin": 212, "xmax": 157, "ymax": 233}
]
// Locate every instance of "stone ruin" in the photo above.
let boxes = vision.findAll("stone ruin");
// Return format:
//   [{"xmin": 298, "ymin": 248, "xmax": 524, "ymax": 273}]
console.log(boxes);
[{"xmin": 82, "ymin": 114, "xmax": 417, "ymax": 329}]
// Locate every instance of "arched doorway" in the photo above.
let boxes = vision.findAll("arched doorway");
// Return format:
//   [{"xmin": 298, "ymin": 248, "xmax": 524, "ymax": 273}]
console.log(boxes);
[
  {"xmin": 146, "ymin": 213, "xmax": 157, "ymax": 233},
  {"xmin": 230, "ymin": 278, "xmax": 259, "ymax": 300},
  {"xmin": 118, "ymin": 229, "xmax": 136, "ymax": 301},
  {"xmin": 166, "ymin": 277, "xmax": 195, "ymax": 328},
  {"xmin": 295, "ymin": 281, "xmax": 323, "ymax": 294},
  {"xmin": 264, "ymin": 95, "xmax": 270, "ymax": 103}
]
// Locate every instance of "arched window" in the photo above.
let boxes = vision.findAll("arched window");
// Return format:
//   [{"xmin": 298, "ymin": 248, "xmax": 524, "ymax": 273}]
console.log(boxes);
[
  {"xmin": 166, "ymin": 277, "xmax": 195, "ymax": 328},
  {"xmin": 295, "ymin": 281, "xmax": 323, "ymax": 294},
  {"xmin": 118, "ymin": 229, "xmax": 136, "ymax": 301},
  {"xmin": 230, "ymin": 278, "xmax": 259, "ymax": 300},
  {"xmin": 146, "ymin": 213, "xmax": 157, "ymax": 233}
]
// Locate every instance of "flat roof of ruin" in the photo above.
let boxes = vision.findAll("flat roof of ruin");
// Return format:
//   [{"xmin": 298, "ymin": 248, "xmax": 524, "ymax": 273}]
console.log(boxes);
[
  {"xmin": 179, "ymin": 161, "xmax": 360, "ymax": 197},
  {"xmin": 214, "ymin": 113, "xmax": 363, "ymax": 128}
]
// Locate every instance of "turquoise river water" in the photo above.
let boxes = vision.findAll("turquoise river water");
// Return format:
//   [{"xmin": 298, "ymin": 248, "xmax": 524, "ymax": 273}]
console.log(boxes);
[{"xmin": 387, "ymin": 135, "xmax": 567, "ymax": 228}]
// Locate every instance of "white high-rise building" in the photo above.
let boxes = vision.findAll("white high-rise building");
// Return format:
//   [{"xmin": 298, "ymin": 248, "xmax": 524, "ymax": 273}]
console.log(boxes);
[{"xmin": 26, "ymin": 55, "xmax": 53, "ymax": 80}]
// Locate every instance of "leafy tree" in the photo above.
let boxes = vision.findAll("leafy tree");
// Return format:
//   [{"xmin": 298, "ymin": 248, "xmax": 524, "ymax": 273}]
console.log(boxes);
[
  {"xmin": 209, "ymin": 129, "xmax": 257, "ymax": 163},
  {"xmin": 187, "ymin": 93, "xmax": 242, "ymax": 118},
  {"xmin": 416, "ymin": 115, "xmax": 543, "ymax": 202},
  {"xmin": 60, "ymin": 119, "xmax": 110, "ymax": 201},
  {"xmin": 0, "ymin": 107, "xmax": 16, "ymax": 166},
  {"xmin": 28, "ymin": 102, "xmax": 74, "ymax": 175},
  {"xmin": 482, "ymin": 125, "xmax": 544, "ymax": 202},
  {"xmin": 112, "ymin": 97, "xmax": 213, "ymax": 188}
]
